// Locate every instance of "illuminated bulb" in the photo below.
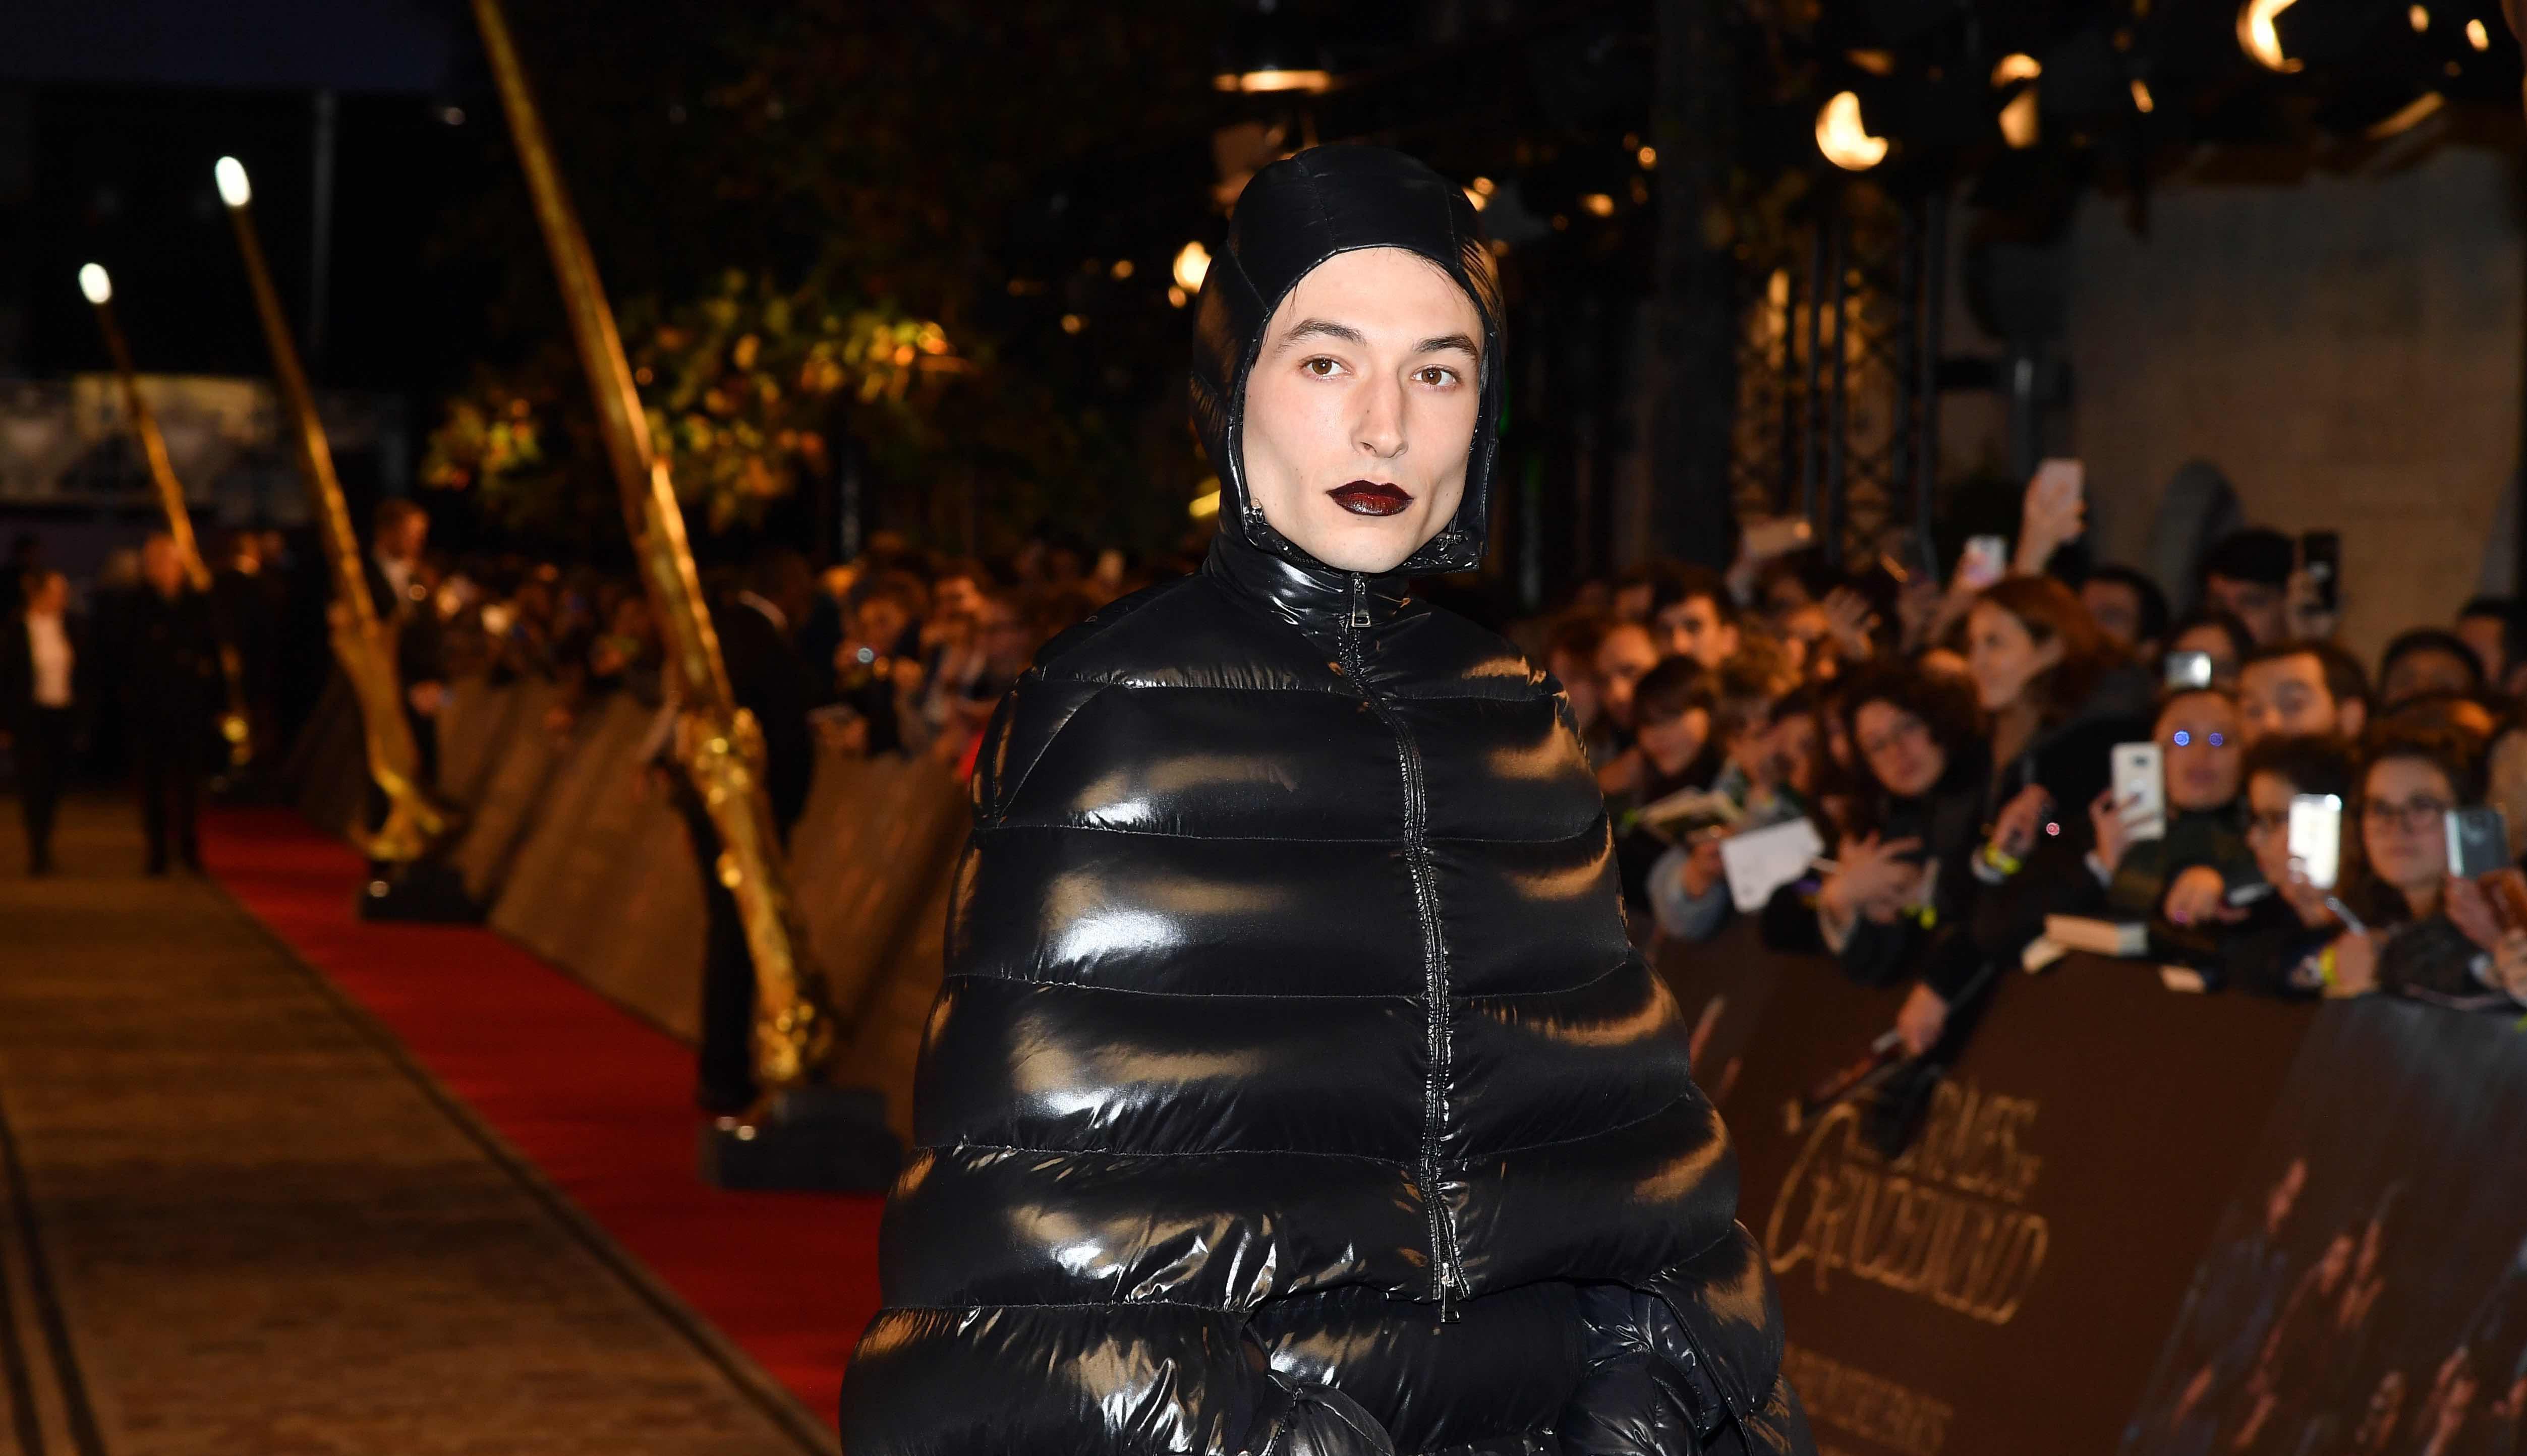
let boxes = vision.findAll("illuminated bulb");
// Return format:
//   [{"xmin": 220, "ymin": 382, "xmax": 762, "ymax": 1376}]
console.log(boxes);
[
  {"xmin": 78, "ymin": 263, "xmax": 111, "ymax": 305},
  {"xmin": 1059, "ymin": 313, "xmax": 1083, "ymax": 334},
  {"xmin": 2467, "ymin": 17, "xmax": 2491, "ymax": 48},
  {"xmin": 2237, "ymin": 0, "xmax": 2303, "ymax": 72},
  {"xmin": 1172, "ymin": 240, "xmax": 1211, "ymax": 293},
  {"xmin": 1470, "ymin": 176, "xmax": 1497, "ymax": 196},
  {"xmin": 1167, "ymin": 285, "xmax": 1187, "ymax": 308},
  {"xmin": 2409, "ymin": 5, "xmax": 2429, "ymax": 30},
  {"xmin": 1109, "ymin": 258, "xmax": 1134, "ymax": 280},
  {"xmin": 1637, "ymin": 145, "xmax": 1656, "ymax": 168},
  {"xmin": 2130, "ymin": 78, "xmax": 2155, "ymax": 113},
  {"xmin": 1464, "ymin": 186, "xmax": 1487, "ymax": 211},
  {"xmin": 1991, "ymin": 53, "xmax": 2043, "ymax": 86},
  {"xmin": 1581, "ymin": 192, "xmax": 1615, "ymax": 217},
  {"xmin": 2000, "ymin": 89, "xmax": 2040, "ymax": 148},
  {"xmin": 214, "ymin": 156, "xmax": 252, "ymax": 207},
  {"xmin": 1212, "ymin": 68, "xmax": 1332, "ymax": 94},
  {"xmin": 1814, "ymin": 91, "xmax": 1888, "ymax": 171}
]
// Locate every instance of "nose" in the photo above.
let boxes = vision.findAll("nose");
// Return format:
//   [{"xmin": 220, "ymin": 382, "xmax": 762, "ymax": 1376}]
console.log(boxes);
[{"xmin": 1355, "ymin": 370, "xmax": 1407, "ymax": 460}]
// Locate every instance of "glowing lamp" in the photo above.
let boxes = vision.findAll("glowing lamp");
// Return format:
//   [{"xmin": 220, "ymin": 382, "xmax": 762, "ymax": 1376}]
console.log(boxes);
[
  {"xmin": 214, "ymin": 156, "xmax": 253, "ymax": 208},
  {"xmin": 78, "ymin": 263, "xmax": 112, "ymax": 305},
  {"xmin": 1815, "ymin": 91, "xmax": 1888, "ymax": 171},
  {"xmin": 1173, "ymin": 241, "xmax": 1212, "ymax": 294},
  {"xmin": 2238, "ymin": 0, "xmax": 2304, "ymax": 72},
  {"xmin": 1991, "ymin": 54, "xmax": 2043, "ymax": 86}
]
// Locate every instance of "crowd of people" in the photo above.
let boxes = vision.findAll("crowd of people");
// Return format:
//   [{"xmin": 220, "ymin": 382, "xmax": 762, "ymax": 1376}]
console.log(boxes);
[{"xmin": 1533, "ymin": 474, "xmax": 2527, "ymax": 1064}]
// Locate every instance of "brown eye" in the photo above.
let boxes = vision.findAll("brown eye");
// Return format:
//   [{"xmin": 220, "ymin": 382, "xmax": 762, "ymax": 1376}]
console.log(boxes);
[
  {"xmin": 1417, "ymin": 366, "xmax": 1458, "ymax": 387},
  {"xmin": 1303, "ymin": 357, "xmax": 1339, "ymax": 378}
]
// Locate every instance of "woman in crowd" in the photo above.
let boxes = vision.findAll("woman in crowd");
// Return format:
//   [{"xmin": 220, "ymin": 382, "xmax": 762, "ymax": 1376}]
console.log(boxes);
[
  {"xmin": 2214, "ymin": 733, "xmax": 2361, "ymax": 996},
  {"xmin": 2030, "ymin": 685, "xmax": 2258, "ymax": 927},
  {"xmin": 2326, "ymin": 728, "xmax": 2527, "ymax": 1006},
  {"xmin": 1802, "ymin": 664, "xmax": 1990, "ymax": 1011}
]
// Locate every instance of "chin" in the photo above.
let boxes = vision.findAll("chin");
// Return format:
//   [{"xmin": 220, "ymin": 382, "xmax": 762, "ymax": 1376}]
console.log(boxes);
[{"xmin": 1296, "ymin": 511, "xmax": 1426, "ymax": 574}]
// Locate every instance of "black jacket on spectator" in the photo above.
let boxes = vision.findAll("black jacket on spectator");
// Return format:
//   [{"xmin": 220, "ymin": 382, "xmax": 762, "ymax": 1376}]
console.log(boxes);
[
  {"xmin": 116, "ymin": 586, "xmax": 220, "ymax": 750},
  {"xmin": 840, "ymin": 144, "xmax": 1806, "ymax": 1456}
]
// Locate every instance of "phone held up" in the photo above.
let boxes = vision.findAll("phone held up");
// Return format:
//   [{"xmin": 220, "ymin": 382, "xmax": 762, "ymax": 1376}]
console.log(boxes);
[
  {"xmin": 2163, "ymin": 650, "xmax": 2215, "ymax": 691},
  {"xmin": 1956, "ymin": 535, "xmax": 2010, "ymax": 592},
  {"xmin": 2300, "ymin": 531, "xmax": 2341, "ymax": 616},
  {"xmin": 2111, "ymin": 742, "xmax": 2166, "ymax": 842}
]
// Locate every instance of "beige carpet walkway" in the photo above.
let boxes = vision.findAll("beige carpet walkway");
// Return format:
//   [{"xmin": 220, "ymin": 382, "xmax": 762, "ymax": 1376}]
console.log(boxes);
[{"xmin": 0, "ymin": 797, "xmax": 831, "ymax": 1456}]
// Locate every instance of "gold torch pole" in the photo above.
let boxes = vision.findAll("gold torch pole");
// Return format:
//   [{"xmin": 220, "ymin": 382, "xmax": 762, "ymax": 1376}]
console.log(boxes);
[
  {"xmin": 79, "ymin": 264, "xmax": 255, "ymax": 769},
  {"xmin": 215, "ymin": 159, "xmax": 449, "ymax": 863},
  {"xmin": 470, "ymin": 0, "xmax": 835, "ymax": 1097}
]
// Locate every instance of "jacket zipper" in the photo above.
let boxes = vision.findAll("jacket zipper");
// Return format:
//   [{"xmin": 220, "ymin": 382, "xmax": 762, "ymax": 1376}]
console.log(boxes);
[{"xmin": 1338, "ymin": 571, "xmax": 1465, "ymax": 1322}]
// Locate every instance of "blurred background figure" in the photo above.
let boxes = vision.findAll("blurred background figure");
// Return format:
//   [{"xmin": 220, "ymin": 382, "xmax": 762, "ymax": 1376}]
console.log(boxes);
[{"xmin": 3, "ymin": 568, "xmax": 83, "ymax": 875}]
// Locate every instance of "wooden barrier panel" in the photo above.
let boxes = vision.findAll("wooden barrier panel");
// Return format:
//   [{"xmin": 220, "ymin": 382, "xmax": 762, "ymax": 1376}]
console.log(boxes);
[
  {"xmin": 444, "ymin": 679, "xmax": 571, "ymax": 903},
  {"xmin": 1655, "ymin": 927, "xmax": 2318, "ymax": 1456}
]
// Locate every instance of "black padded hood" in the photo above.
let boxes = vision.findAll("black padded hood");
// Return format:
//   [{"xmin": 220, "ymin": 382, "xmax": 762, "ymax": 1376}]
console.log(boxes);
[{"xmin": 1188, "ymin": 145, "xmax": 1504, "ymax": 577}]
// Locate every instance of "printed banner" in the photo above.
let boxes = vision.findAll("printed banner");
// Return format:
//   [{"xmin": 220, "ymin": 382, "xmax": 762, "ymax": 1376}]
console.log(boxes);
[{"xmin": 2120, "ymin": 998, "xmax": 2527, "ymax": 1456}]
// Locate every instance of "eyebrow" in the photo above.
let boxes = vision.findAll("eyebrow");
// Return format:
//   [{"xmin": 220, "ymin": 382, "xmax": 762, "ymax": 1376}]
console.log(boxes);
[{"xmin": 1270, "ymin": 318, "xmax": 1482, "ymax": 360}]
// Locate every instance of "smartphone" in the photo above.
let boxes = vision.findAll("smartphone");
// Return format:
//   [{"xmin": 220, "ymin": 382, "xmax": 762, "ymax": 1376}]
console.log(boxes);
[
  {"xmin": 2300, "ymin": 531, "xmax": 2341, "ymax": 615},
  {"xmin": 1957, "ymin": 534, "xmax": 2011, "ymax": 591},
  {"xmin": 2447, "ymin": 805, "xmax": 2511, "ymax": 879},
  {"xmin": 2111, "ymin": 742, "xmax": 2166, "ymax": 841},
  {"xmin": 2164, "ymin": 650, "xmax": 2215, "ymax": 691},
  {"xmin": 2289, "ymin": 793, "xmax": 2344, "ymax": 891},
  {"xmin": 1741, "ymin": 516, "xmax": 1815, "ymax": 560}
]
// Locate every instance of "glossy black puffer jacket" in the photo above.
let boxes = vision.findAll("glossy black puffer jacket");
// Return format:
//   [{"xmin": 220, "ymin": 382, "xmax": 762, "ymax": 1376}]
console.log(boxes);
[{"xmin": 839, "ymin": 146, "xmax": 1808, "ymax": 1456}]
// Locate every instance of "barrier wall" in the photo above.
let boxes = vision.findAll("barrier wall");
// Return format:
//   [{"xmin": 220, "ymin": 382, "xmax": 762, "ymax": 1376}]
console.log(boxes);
[{"xmin": 303, "ymin": 677, "xmax": 967, "ymax": 1141}]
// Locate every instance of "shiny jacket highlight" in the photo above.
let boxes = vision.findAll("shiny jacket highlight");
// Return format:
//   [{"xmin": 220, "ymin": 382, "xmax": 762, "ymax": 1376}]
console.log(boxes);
[{"xmin": 839, "ymin": 146, "xmax": 1807, "ymax": 1456}]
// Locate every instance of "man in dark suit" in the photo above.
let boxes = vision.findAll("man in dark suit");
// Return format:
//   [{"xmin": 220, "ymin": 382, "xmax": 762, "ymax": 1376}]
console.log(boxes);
[
  {"xmin": 674, "ymin": 547, "xmax": 821, "ymax": 1116},
  {"xmin": 3, "ymin": 568, "xmax": 83, "ymax": 875},
  {"xmin": 122, "ymin": 535, "xmax": 220, "ymax": 874}
]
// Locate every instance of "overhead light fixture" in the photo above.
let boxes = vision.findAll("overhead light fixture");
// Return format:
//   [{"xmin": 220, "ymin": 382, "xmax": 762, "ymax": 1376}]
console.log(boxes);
[
  {"xmin": 2000, "ymin": 89, "xmax": 2041, "ymax": 148},
  {"xmin": 1815, "ymin": 91, "xmax": 1888, "ymax": 171},
  {"xmin": 1173, "ymin": 241, "xmax": 1212, "ymax": 293},
  {"xmin": 78, "ymin": 263, "xmax": 112, "ymax": 305},
  {"xmin": 214, "ymin": 155, "xmax": 253, "ymax": 208},
  {"xmin": 1110, "ymin": 259, "xmax": 1135, "ymax": 280},
  {"xmin": 1991, "ymin": 53, "xmax": 2043, "ymax": 86},
  {"xmin": 1637, "ymin": 145, "xmax": 1657, "ymax": 168},
  {"xmin": 1847, "ymin": 49, "xmax": 1898, "ymax": 76},
  {"xmin": 2130, "ymin": 79, "xmax": 2156, "ymax": 113},
  {"xmin": 2467, "ymin": 17, "xmax": 2492, "ymax": 48},
  {"xmin": 1212, "ymin": 68, "xmax": 1332, "ymax": 93},
  {"xmin": 2238, "ymin": 0, "xmax": 2305, "ymax": 72},
  {"xmin": 1580, "ymin": 192, "xmax": 1616, "ymax": 217},
  {"xmin": 2409, "ymin": 5, "xmax": 2429, "ymax": 30}
]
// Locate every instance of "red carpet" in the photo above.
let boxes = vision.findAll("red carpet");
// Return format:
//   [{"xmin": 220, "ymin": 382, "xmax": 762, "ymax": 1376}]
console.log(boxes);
[{"xmin": 200, "ymin": 806, "xmax": 883, "ymax": 1429}]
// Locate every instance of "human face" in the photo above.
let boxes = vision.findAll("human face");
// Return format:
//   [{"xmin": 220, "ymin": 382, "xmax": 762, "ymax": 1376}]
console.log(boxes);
[
  {"xmin": 2361, "ymin": 755, "xmax": 2456, "ymax": 901},
  {"xmin": 1635, "ymin": 706, "xmax": 1710, "ymax": 775},
  {"xmin": 1966, "ymin": 602, "xmax": 2062, "ymax": 715},
  {"xmin": 934, "ymin": 574, "xmax": 984, "ymax": 622},
  {"xmin": 1657, "ymin": 593, "xmax": 1739, "ymax": 670},
  {"xmin": 1854, "ymin": 700, "xmax": 1946, "ymax": 799},
  {"xmin": 2204, "ymin": 572, "xmax": 2286, "ymax": 645},
  {"xmin": 1765, "ymin": 713, "xmax": 1821, "ymax": 795},
  {"xmin": 2082, "ymin": 579, "xmax": 2145, "ymax": 650},
  {"xmin": 2159, "ymin": 692, "xmax": 2242, "ymax": 811},
  {"xmin": 1594, "ymin": 623, "xmax": 1660, "ymax": 730},
  {"xmin": 2240, "ymin": 651, "xmax": 2345, "ymax": 744},
  {"xmin": 2382, "ymin": 647, "xmax": 2477, "ymax": 708},
  {"xmin": 2245, "ymin": 771, "xmax": 2302, "ymax": 888},
  {"xmin": 2170, "ymin": 622, "xmax": 2243, "ymax": 688},
  {"xmin": 1239, "ymin": 247, "xmax": 1483, "ymax": 574}
]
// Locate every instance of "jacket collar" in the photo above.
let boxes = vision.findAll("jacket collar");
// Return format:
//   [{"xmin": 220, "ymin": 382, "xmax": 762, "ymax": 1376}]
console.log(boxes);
[{"xmin": 1202, "ymin": 521, "xmax": 1414, "ymax": 640}]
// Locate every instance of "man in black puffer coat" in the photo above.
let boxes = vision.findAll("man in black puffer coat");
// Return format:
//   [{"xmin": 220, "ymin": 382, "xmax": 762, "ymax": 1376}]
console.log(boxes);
[{"xmin": 840, "ymin": 145, "xmax": 1808, "ymax": 1456}]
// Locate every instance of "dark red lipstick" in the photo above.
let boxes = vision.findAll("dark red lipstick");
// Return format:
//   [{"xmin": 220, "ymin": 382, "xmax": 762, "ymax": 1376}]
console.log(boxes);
[{"xmin": 1327, "ymin": 480, "xmax": 1413, "ymax": 517}]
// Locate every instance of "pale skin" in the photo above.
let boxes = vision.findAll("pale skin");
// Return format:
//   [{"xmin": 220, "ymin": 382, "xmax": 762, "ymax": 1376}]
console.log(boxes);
[
  {"xmin": 1239, "ymin": 247, "xmax": 1482, "ymax": 576},
  {"xmin": 2238, "ymin": 651, "xmax": 2363, "ymax": 746}
]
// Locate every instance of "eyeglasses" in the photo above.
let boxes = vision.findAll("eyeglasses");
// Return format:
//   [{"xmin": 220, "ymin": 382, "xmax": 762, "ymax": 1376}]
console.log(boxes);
[
  {"xmin": 1858, "ymin": 716, "xmax": 1929, "ymax": 759},
  {"xmin": 2168, "ymin": 729, "xmax": 2228, "ymax": 748},
  {"xmin": 2361, "ymin": 798, "xmax": 2452, "ymax": 832}
]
